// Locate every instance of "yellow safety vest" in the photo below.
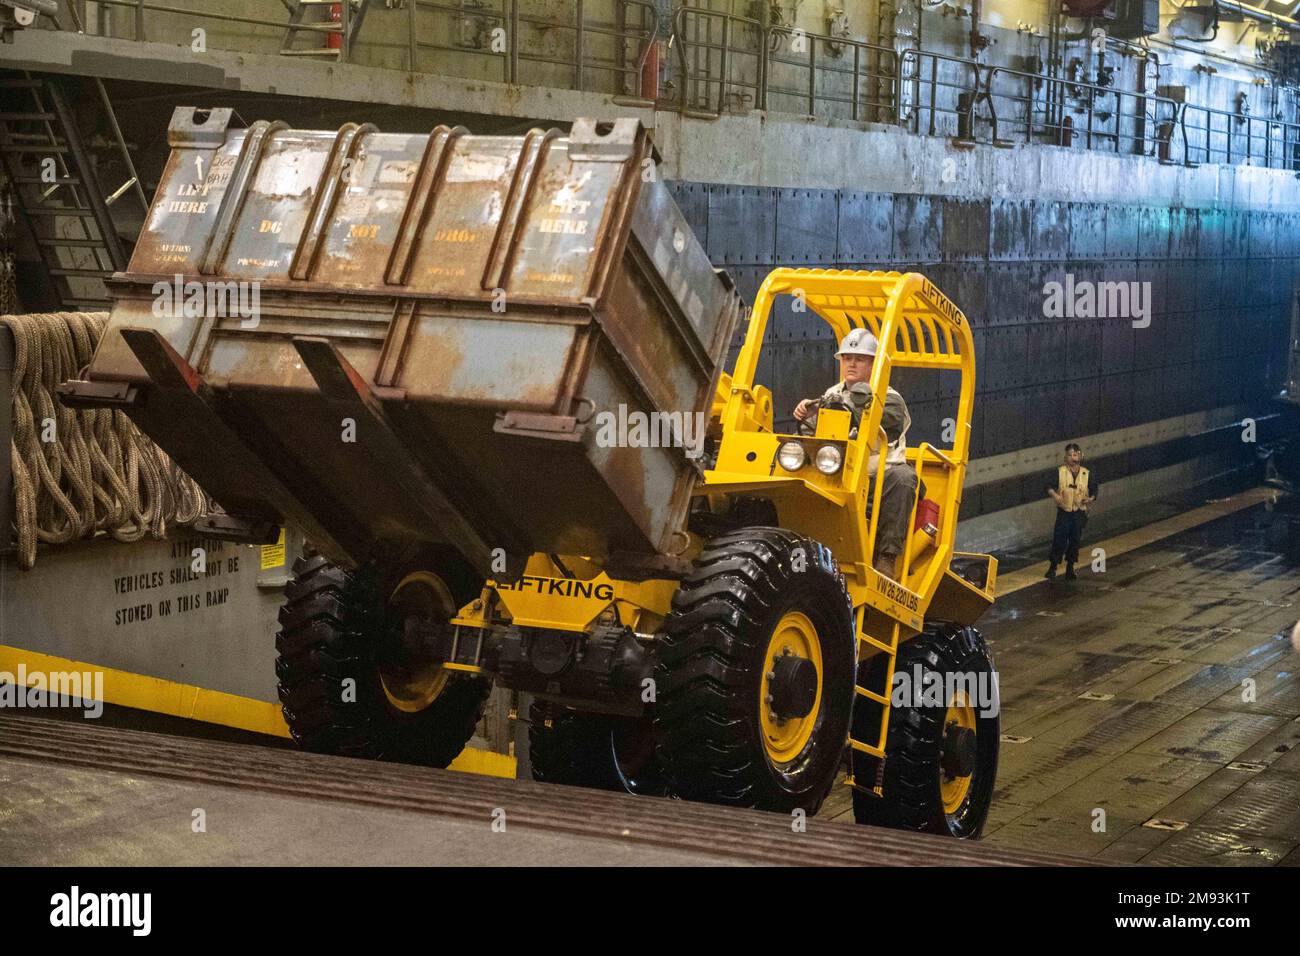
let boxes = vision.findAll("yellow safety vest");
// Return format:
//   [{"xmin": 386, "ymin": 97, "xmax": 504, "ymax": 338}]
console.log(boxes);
[{"xmin": 1057, "ymin": 465, "xmax": 1091, "ymax": 512}]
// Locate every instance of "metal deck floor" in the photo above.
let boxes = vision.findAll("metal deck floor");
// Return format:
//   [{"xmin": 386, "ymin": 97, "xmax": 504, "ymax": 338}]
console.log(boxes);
[
  {"xmin": 0, "ymin": 712, "xmax": 1084, "ymax": 867},
  {"xmin": 3, "ymin": 497, "xmax": 1296, "ymax": 866},
  {"xmin": 822, "ymin": 498, "xmax": 1300, "ymax": 865}
]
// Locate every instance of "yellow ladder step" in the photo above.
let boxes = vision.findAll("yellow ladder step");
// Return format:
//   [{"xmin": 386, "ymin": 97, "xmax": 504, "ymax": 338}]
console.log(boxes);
[
  {"xmin": 854, "ymin": 685, "xmax": 889, "ymax": 705},
  {"xmin": 843, "ymin": 774, "xmax": 883, "ymax": 797},
  {"xmin": 857, "ymin": 633, "xmax": 896, "ymax": 654},
  {"xmin": 848, "ymin": 739, "xmax": 885, "ymax": 758}
]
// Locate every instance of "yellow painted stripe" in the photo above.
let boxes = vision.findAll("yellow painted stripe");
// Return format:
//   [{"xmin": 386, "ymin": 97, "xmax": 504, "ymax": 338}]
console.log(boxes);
[
  {"xmin": 0, "ymin": 645, "xmax": 516, "ymax": 779},
  {"xmin": 0, "ymin": 644, "xmax": 292, "ymax": 737},
  {"xmin": 995, "ymin": 486, "xmax": 1275, "ymax": 597},
  {"xmin": 448, "ymin": 747, "xmax": 516, "ymax": 778}
]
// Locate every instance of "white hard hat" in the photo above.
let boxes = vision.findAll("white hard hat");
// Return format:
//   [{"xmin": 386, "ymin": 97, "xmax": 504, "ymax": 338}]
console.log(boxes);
[{"xmin": 835, "ymin": 328, "xmax": 878, "ymax": 358}]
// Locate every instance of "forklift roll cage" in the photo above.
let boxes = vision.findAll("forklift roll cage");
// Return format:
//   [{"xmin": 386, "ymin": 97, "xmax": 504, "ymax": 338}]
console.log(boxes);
[{"xmin": 457, "ymin": 268, "xmax": 997, "ymax": 772}]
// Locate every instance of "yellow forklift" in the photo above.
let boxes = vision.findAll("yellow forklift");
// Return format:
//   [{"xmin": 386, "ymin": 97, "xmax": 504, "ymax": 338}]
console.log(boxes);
[{"xmin": 63, "ymin": 113, "xmax": 999, "ymax": 836}]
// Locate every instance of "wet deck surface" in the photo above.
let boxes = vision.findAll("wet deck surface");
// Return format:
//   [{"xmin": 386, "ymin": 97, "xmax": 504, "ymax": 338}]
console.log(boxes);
[{"xmin": 823, "ymin": 499, "xmax": 1300, "ymax": 864}]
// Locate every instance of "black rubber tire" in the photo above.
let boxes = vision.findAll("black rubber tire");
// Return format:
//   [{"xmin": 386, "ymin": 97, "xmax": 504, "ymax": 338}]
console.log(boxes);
[
  {"xmin": 852, "ymin": 623, "xmax": 999, "ymax": 838},
  {"xmin": 653, "ymin": 527, "xmax": 856, "ymax": 812},
  {"xmin": 275, "ymin": 554, "xmax": 490, "ymax": 767},
  {"xmin": 528, "ymin": 700, "xmax": 667, "ymax": 796}
]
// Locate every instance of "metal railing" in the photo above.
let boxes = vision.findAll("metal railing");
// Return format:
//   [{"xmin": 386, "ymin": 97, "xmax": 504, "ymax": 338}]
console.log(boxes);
[
  {"xmin": 31, "ymin": 1, "xmax": 1300, "ymax": 171},
  {"xmin": 900, "ymin": 48, "xmax": 1183, "ymax": 158},
  {"xmin": 73, "ymin": 0, "xmax": 660, "ymax": 98},
  {"xmin": 765, "ymin": 26, "xmax": 898, "ymax": 123},
  {"xmin": 672, "ymin": 7, "xmax": 763, "ymax": 115},
  {"xmin": 1180, "ymin": 101, "xmax": 1300, "ymax": 169},
  {"xmin": 409, "ymin": 0, "xmax": 658, "ymax": 92},
  {"xmin": 668, "ymin": 7, "xmax": 1300, "ymax": 171}
]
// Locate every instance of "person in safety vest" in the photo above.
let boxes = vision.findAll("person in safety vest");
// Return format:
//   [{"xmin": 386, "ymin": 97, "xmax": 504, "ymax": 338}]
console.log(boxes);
[{"xmin": 1044, "ymin": 442, "xmax": 1098, "ymax": 581}]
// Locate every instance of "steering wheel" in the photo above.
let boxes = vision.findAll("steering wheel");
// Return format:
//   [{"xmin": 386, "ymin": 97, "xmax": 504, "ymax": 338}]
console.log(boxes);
[{"xmin": 797, "ymin": 397, "xmax": 854, "ymax": 436}]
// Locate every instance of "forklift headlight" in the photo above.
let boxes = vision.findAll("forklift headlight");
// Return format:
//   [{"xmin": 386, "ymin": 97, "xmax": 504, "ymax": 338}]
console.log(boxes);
[
  {"xmin": 777, "ymin": 441, "xmax": 807, "ymax": 471},
  {"xmin": 814, "ymin": 444, "xmax": 843, "ymax": 475}
]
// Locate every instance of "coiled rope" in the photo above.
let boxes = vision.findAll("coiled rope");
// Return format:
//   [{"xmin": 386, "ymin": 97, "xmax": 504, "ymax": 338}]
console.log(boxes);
[{"xmin": 4, "ymin": 311, "xmax": 210, "ymax": 570}]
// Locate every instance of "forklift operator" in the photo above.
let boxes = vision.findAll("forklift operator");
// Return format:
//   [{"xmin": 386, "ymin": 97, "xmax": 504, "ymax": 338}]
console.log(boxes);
[{"xmin": 793, "ymin": 328, "xmax": 919, "ymax": 578}]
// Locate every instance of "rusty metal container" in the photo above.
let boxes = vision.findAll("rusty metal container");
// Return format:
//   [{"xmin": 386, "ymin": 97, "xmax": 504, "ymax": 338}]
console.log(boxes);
[{"xmin": 65, "ymin": 108, "xmax": 742, "ymax": 577}]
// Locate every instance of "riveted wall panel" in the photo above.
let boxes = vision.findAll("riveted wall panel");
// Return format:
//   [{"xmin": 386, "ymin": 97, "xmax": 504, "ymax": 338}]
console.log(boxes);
[
  {"xmin": 1131, "ymin": 366, "xmax": 1166, "ymax": 424},
  {"xmin": 987, "ymin": 263, "xmax": 1041, "ymax": 325},
  {"xmin": 1274, "ymin": 258, "xmax": 1298, "ymax": 301},
  {"xmin": 1026, "ymin": 323, "xmax": 1069, "ymax": 385},
  {"xmin": 1164, "ymin": 261, "xmax": 1199, "ymax": 314},
  {"xmin": 1099, "ymin": 372, "xmax": 1134, "ymax": 431},
  {"xmin": 1132, "ymin": 315, "xmax": 1165, "ymax": 372},
  {"xmin": 981, "ymin": 324, "xmax": 1029, "ymax": 391},
  {"xmin": 1191, "ymin": 306, "xmax": 1217, "ymax": 362},
  {"xmin": 1024, "ymin": 383, "xmax": 1064, "ymax": 446},
  {"xmin": 1249, "ymin": 211, "xmax": 1276, "ymax": 258},
  {"xmin": 941, "ymin": 198, "xmax": 990, "ymax": 261},
  {"xmin": 1199, "ymin": 208, "xmax": 1226, "ymax": 258},
  {"xmin": 775, "ymin": 188, "xmax": 839, "ymax": 264},
  {"xmin": 1269, "ymin": 258, "xmax": 1291, "ymax": 306},
  {"xmin": 837, "ymin": 192, "xmax": 894, "ymax": 262},
  {"xmin": 893, "ymin": 194, "xmax": 942, "ymax": 262},
  {"xmin": 1230, "ymin": 352, "xmax": 1261, "ymax": 403},
  {"xmin": 707, "ymin": 184, "xmax": 776, "ymax": 265},
  {"xmin": 1066, "ymin": 320, "xmax": 1103, "ymax": 381},
  {"xmin": 1223, "ymin": 210, "xmax": 1250, "ymax": 257},
  {"xmin": 666, "ymin": 180, "xmax": 710, "ymax": 247},
  {"xmin": 1069, "ymin": 203, "xmax": 1107, "ymax": 259},
  {"xmin": 1065, "ymin": 379, "xmax": 1101, "ymax": 439},
  {"xmin": 1100, "ymin": 317, "xmax": 1134, "ymax": 373},
  {"xmin": 1032, "ymin": 201, "xmax": 1071, "ymax": 260},
  {"xmin": 1280, "ymin": 213, "xmax": 1300, "ymax": 257},
  {"xmin": 1162, "ymin": 313, "xmax": 1196, "ymax": 367},
  {"xmin": 1169, "ymin": 207, "xmax": 1199, "ymax": 259},
  {"xmin": 1133, "ymin": 260, "xmax": 1167, "ymax": 321},
  {"xmin": 702, "ymin": 178, "xmax": 1287, "ymax": 525},
  {"xmin": 980, "ymin": 391, "xmax": 1027, "ymax": 456},
  {"xmin": 1159, "ymin": 315, "xmax": 1188, "ymax": 369},
  {"xmin": 1105, "ymin": 205, "xmax": 1140, "ymax": 259},
  {"xmin": 1138, "ymin": 205, "xmax": 1171, "ymax": 260},
  {"xmin": 1216, "ymin": 307, "xmax": 1241, "ymax": 357},
  {"xmin": 1246, "ymin": 259, "xmax": 1274, "ymax": 308},
  {"xmin": 1191, "ymin": 259, "xmax": 1223, "ymax": 312},
  {"xmin": 989, "ymin": 198, "xmax": 1034, "ymax": 261},
  {"xmin": 1189, "ymin": 358, "xmax": 1218, "ymax": 411}
]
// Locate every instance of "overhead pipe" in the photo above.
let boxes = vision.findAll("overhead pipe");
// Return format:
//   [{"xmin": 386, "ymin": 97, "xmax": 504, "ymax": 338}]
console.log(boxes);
[{"xmin": 1216, "ymin": 0, "xmax": 1298, "ymax": 29}]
